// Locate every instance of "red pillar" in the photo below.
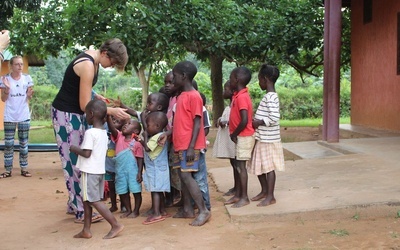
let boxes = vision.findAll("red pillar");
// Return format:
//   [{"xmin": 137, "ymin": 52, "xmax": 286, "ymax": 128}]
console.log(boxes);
[{"xmin": 323, "ymin": 0, "xmax": 342, "ymax": 142}]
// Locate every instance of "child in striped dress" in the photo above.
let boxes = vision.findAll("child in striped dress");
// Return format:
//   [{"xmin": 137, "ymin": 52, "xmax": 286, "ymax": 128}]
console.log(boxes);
[{"xmin": 247, "ymin": 64, "xmax": 285, "ymax": 207}]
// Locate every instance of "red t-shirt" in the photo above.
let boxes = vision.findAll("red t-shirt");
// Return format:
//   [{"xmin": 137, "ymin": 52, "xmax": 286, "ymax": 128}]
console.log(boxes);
[
  {"xmin": 229, "ymin": 87, "xmax": 255, "ymax": 136},
  {"xmin": 172, "ymin": 90, "xmax": 206, "ymax": 151},
  {"xmin": 112, "ymin": 131, "xmax": 144, "ymax": 158}
]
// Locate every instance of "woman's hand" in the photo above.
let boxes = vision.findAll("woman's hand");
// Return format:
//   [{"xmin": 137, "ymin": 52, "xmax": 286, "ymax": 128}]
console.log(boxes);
[
  {"xmin": 108, "ymin": 107, "xmax": 129, "ymax": 120},
  {"xmin": 0, "ymin": 30, "xmax": 10, "ymax": 52},
  {"xmin": 1, "ymin": 76, "xmax": 10, "ymax": 89},
  {"xmin": 26, "ymin": 87, "xmax": 34, "ymax": 99}
]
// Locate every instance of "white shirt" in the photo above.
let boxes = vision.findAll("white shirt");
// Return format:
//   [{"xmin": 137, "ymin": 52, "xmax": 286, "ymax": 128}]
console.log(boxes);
[
  {"xmin": 76, "ymin": 128, "xmax": 108, "ymax": 174},
  {"xmin": 0, "ymin": 74, "xmax": 33, "ymax": 122}
]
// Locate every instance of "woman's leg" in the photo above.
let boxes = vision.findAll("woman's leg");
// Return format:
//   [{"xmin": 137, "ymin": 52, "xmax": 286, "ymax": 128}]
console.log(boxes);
[
  {"xmin": 3, "ymin": 122, "xmax": 17, "ymax": 173},
  {"xmin": 52, "ymin": 107, "xmax": 86, "ymax": 219},
  {"xmin": 17, "ymin": 120, "xmax": 30, "ymax": 172}
]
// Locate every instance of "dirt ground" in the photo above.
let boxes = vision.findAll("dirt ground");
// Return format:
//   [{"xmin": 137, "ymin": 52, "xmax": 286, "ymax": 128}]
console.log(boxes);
[{"xmin": 1, "ymin": 127, "xmax": 399, "ymax": 249}]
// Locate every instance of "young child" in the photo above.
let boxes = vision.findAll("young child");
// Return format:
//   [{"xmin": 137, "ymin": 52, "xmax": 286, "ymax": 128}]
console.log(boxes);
[
  {"xmin": 171, "ymin": 61, "xmax": 211, "ymax": 226},
  {"xmin": 105, "ymin": 116, "xmax": 125, "ymax": 213},
  {"xmin": 106, "ymin": 116, "xmax": 144, "ymax": 218},
  {"xmin": 138, "ymin": 111, "xmax": 170, "ymax": 225},
  {"xmin": 70, "ymin": 99, "xmax": 124, "ymax": 239},
  {"xmin": 226, "ymin": 66, "xmax": 255, "ymax": 208},
  {"xmin": 247, "ymin": 64, "xmax": 285, "ymax": 207},
  {"xmin": 212, "ymin": 80, "xmax": 237, "ymax": 196}
]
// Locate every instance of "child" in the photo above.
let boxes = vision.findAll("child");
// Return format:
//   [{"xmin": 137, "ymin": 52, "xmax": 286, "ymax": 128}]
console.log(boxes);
[
  {"xmin": 247, "ymin": 64, "xmax": 285, "ymax": 207},
  {"xmin": 106, "ymin": 116, "xmax": 144, "ymax": 218},
  {"xmin": 163, "ymin": 71, "xmax": 182, "ymax": 207},
  {"xmin": 226, "ymin": 66, "xmax": 255, "ymax": 208},
  {"xmin": 171, "ymin": 61, "xmax": 211, "ymax": 226},
  {"xmin": 105, "ymin": 116, "xmax": 125, "ymax": 213},
  {"xmin": 212, "ymin": 80, "xmax": 237, "ymax": 196},
  {"xmin": 70, "ymin": 99, "xmax": 124, "ymax": 239},
  {"xmin": 138, "ymin": 111, "xmax": 170, "ymax": 225}
]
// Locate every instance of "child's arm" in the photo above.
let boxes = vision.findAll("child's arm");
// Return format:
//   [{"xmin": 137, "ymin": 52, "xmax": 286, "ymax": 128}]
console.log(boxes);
[
  {"xmin": 136, "ymin": 131, "xmax": 151, "ymax": 152},
  {"xmin": 230, "ymin": 109, "xmax": 248, "ymax": 143},
  {"xmin": 136, "ymin": 157, "xmax": 144, "ymax": 183},
  {"xmin": 106, "ymin": 115, "xmax": 119, "ymax": 139},
  {"xmin": 70, "ymin": 145, "xmax": 92, "ymax": 158},
  {"xmin": 111, "ymin": 96, "xmax": 138, "ymax": 118},
  {"xmin": 186, "ymin": 115, "xmax": 201, "ymax": 161}
]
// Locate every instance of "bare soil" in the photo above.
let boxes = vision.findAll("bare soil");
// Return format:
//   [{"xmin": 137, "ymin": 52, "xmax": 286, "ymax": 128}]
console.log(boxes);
[{"xmin": 1, "ymin": 127, "xmax": 399, "ymax": 249}]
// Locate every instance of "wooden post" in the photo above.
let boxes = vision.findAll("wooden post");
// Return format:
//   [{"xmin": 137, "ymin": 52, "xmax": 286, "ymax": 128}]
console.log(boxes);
[{"xmin": 323, "ymin": 0, "xmax": 342, "ymax": 142}]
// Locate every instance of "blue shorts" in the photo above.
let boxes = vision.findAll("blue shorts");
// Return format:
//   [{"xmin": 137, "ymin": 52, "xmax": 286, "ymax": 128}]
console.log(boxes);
[
  {"xmin": 172, "ymin": 150, "xmax": 201, "ymax": 172},
  {"xmin": 115, "ymin": 148, "xmax": 142, "ymax": 194}
]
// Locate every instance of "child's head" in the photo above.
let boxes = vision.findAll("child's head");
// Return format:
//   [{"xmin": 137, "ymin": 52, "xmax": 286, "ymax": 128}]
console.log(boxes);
[
  {"xmin": 85, "ymin": 99, "xmax": 107, "ymax": 125},
  {"xmin": 121, "ymin": 118, "xmax": 142, "ymax": 137},
  {"xmin": 145, "ymin": 111, "xmax": 168, "ymax": 137},
  {"xmin": 112, "ymin": 116, "xmax": 124, "ymax": 131},
  {"xmin": 172, "ymin": 61, "xmax": 197, "ymax": 91},
  {"xmin": 223, "ymin": 80, "xmax": 233, "ymax": 100},
  {"xmin": 258, "ymin": 64, "xmax": 280, "ymax": 90},
  {"xmin": 199, "ymin": 92, "xmax": 207, "ymax": 106},
  {"xmin": 229, "ymin": 66, "xmax": 252, "ymax": 91},
  {"xmin": 146, "ymin": 92, "xmax": 169, "ymax": 113},
  {"xmin": 164, "ymin": 71, "xmax": 176, "ymax": 97}
]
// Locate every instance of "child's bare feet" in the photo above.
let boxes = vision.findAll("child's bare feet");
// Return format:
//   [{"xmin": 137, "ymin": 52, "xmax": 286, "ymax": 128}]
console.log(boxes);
[
  {"xmin": 120, "ymin": 212, "xmax": 131, "ymax": 218},
  {"xmin": 223, "ymin": 187, "xmax": 235, "ymax": 196},
  {"xmin": 250, "ymin": 192, "xmax": 267, "ymax": 201},
  {"xmin": 257, "ymin": 197, "xmax": 276, "ymax": 207},
  {"xmin": 224, "ymin": 196, "xmax": 239, "ymax": 205},
  {"xmin": 190, "ymin": 210, "xmax": 211, "ymax": 226},
  {"xmin": 173, "ymin": 208, "xmax": 195, "ymax": 218},
  {"xmin": 127, "ymin": 212, "xmax": 139, "ymax": 218},
  {"xmin": 231, "ymin": 198, "xmax": 250, "ymax": 208},
  {"xmin": 73, "ymin": 230, "xmax": 92, "ymax": 239},
  {"xmin": 103, "ymin": 223, "xmax": 124, "ymax": 239}
]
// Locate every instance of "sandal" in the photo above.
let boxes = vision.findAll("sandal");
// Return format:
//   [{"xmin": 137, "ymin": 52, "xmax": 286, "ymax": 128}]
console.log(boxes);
[
  {"xmin": 0, "ymin": 172, "xmax": 12, "ymax": 179},
  {"xmin": 21, "ymin": 170, "xmax": 32, "ymax": 177}
]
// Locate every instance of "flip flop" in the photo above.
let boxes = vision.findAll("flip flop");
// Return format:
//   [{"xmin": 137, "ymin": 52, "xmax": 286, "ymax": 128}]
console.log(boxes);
[
  {"xmin": 142, "ymin": 216, "xmax": 165, "ymax": 225},
  {"xmin": 74, "ymin": 213, "xmax": 104, "ymax": 224},
  {"xmin": 162, "ymin": 213, "xmax": 172, "ymax": 218}
]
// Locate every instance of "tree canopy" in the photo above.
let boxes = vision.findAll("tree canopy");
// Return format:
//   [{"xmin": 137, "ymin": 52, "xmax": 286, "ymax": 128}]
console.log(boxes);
[{"xmin": 7, "ymin": 0, "xmax": 350, "ymax": 122}]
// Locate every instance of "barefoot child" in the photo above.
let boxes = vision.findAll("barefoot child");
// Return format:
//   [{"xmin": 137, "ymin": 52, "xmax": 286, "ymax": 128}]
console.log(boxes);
[
  {"xmin": 247, "ymin": 64, "xmax": 285, "ymax": 206},
  {"xmin": 106, "ymin": 116, "xmax": 144, "ymax": 218},
  {"xmin": 70, "ymin": 99, "xmax": 124, "ymax": 239},
  {"xmin": 171, "ymin": 61, "xmax": 211, "ymax": 226},
  {"xmin": 212, "ymin": 80, "xmax": 237, "ymax": 196},
  {"xmin": 226, "ymin": 66, "xmax": 255, "ymax": 208},
  {"xmin": 138, "ymin": 112, "xmax": 170, "ymax": 225}
]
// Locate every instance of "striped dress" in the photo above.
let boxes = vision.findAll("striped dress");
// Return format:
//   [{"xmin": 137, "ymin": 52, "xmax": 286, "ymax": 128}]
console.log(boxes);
[{"xmin": 247, "ymin": 92, "xmax": 285, "ymax": 175}]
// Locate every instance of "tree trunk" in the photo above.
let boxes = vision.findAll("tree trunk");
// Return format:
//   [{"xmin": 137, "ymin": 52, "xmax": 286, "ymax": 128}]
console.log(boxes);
[
  {"xmin": 136, "ymin": 66, "xmax": 149, "ymax": 110},
  {"xmin": 209, "ymin": 55, "xmax": 224, "ymax": 126}
]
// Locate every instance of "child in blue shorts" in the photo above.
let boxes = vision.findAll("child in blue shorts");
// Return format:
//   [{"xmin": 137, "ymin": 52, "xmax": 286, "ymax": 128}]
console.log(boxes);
[
  {"xmin": 138, "ymin": 111, "xmax": 170, "ymax": 225},
  {"xmin": 106, "ymin": 116, "xmax": 144, "ymax": 219}
]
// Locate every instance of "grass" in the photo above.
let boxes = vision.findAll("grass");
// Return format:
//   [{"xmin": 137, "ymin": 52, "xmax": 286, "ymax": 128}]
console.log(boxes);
[
  {"xmin": 0, "ymin": 117, "xmax": 352, "ymax": 144},
  {"xmin": 280, "ymin": 117, "xmax": 350, "ymax": 127},
  {"xmin": 328, "ymin": 229, "xmax": 349, "ymax": 237}
]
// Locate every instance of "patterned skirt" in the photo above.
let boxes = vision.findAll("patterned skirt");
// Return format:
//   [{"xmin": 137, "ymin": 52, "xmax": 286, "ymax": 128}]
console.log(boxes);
[{"xmin": 247, "ymin": 140, "xmax": 285, "ymax": 175}]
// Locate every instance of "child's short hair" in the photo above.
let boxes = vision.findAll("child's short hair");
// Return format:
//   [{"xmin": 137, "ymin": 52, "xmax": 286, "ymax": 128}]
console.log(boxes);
[
  {"xmin": 174, "ymin": 61, "xmax": 197, "ymax": 81},
  {"xmin": 199, "ymin": 92, "xmax": 206, "ymax": 106},
  {"xmin": 259, "ymin": 64, "xmax": 280, "ymax": 83},
  {"xmin": 146, "ymin": 111, "xmax": 168, "ymax": 131},
  {"xmin": 233, "ymin": 66, "xmax": 252, "ymax": 86},
  {"xmin": 151, "ymin": 92, "xmax": 169, "ymax": 113},
  {"xmin": 86, "ymin": 99, "xmax": 107, "ymax": 120}
]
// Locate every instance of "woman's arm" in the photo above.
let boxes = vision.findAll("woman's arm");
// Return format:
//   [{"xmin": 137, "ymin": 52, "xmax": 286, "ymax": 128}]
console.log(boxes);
[
  {"xmin": 74, "ymin": 60, "xmax": 95, "ymax": 112},
  {"xmin": 1, "ymin": 76, "xmax": 10, "ymax": 102}
]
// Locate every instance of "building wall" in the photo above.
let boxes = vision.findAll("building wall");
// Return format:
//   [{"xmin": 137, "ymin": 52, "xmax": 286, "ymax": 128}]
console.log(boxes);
[
  {"xmin": 0, "ymin": 57, "xmax": 30, "ymax": 130},
  {"xmin": 351, "ymin": 0, "xmax": 400, "ymax": 130}
]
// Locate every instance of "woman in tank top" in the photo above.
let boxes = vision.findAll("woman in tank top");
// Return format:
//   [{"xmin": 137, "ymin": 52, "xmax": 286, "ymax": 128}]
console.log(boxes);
[{"xmin": 51, "ymin": 38, "xmax": 129, "ymax": 223}]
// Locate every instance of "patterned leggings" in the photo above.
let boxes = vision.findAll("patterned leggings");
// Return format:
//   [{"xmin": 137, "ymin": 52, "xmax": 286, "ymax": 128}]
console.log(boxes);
[
  {"xmin": 3, "ymin": 120, "xmax": 30, "ymax": 172},
  {"xmin": 51, "ymin": 106, "xmax": 87, "ymax": 219}
]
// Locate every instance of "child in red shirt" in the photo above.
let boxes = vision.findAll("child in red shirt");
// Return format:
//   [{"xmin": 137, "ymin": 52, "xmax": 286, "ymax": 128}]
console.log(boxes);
[
  {"xmin": 226, "ymin": 66, "xmax": 255, "ymax": 208},
  {"xmin": 171, "ymin": 61, "xmax": 211, "ymax": 226}
]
